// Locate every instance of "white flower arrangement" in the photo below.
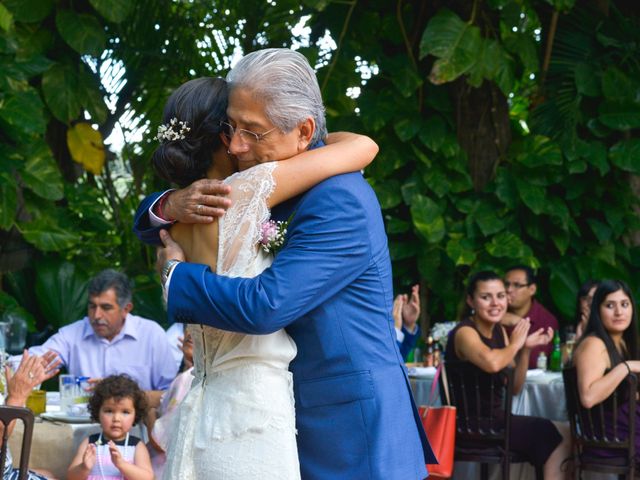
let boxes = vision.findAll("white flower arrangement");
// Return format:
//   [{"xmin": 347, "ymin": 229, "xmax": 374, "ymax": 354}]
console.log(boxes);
[
  {"xmin": 156, "ymin": 117, "xmax": 190, "ymax": 143},
  {"xmin": 430, "ymin": 321, "xmax": 458, "ymax": 350}
]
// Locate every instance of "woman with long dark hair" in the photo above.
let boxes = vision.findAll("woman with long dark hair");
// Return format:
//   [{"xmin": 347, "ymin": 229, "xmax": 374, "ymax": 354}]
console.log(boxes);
[
  {"xmin": 445, "ymin": 271, "xmax": 570, "ymax": 479},
  {"xmin": 572, "ymin": 279, "xmax": 640, "ymax": 456}
]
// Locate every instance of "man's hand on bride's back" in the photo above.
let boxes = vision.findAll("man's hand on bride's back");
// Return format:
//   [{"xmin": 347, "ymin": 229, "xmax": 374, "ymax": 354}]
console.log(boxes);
[{"xmin": 164, "ymin": 179, "xmax": 232, "ymax": 223}]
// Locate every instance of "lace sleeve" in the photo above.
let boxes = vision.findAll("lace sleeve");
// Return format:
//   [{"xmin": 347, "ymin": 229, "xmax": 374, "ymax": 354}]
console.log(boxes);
[{"xmin": 218, "ymin": 162, "xmax": 277, "ymax": 276}]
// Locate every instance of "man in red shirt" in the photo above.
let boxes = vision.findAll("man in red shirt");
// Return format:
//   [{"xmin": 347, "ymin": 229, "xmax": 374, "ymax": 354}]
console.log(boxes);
[{"xmin": 502, "ymin": 265, "xmax": 557, "ymax": 368}]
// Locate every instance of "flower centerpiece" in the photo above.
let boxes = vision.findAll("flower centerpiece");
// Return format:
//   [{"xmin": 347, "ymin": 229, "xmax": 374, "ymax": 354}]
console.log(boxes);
[{"xmin": 430, "ymin": 321, "xmax": 458, "ymax": 351}]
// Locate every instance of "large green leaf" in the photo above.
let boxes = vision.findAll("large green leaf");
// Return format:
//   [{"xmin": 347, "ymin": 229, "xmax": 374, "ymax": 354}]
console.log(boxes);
[
  {"xmin": 20, "ymin": 144, "xmax": 64, "ymax": 200},
  {"xmin": 410, "ymin": 194, "xmax": 446, "ymax": 243},
  {"xmin": 609, "ymin": 139, "xmax": 640, "ymax": 174},
  {"xmin": 41, "ymin": 63, "xmax": 82, "ymax": 122},
  {"xmin": 601, "ymin": 67, "xmax": 637, "ymax": 103},
  {"xmin": 371, "ymin": 179, "xmax": 403, "ymax": 210},
  {"xmin": 19, "ymin": 216, "xmax": 80, "ymax": 252},
  {"xmin": 472, "ymin": 200, "xmax": 505, "ymax": 236},
  {"xmin": 548, "ymin": 261, "xmax": 578, "ymax": 319},
  {"xmin": 574, "ymin": 63, "xmax": 600, "ymax": 97},
  {"xmin": 420, "ymin": 9, "xmax": 482, "ymax": 84},
  {"xmin": 468, "ymin": 39, "xmax": 515, "ymax": 95},
  {"xmin": 89, "ymin": 0, "xmax": 134, "ymax": 23},
  {"xmin": 446, "ymin": 235, "xmax": 477, "ymax": 266},
  {"xmin": 515, "ymin": 178, "xmax": 546, "ymax": 214},
  {"xmin": 598, "ymin": 101, "xmax": 640, "ymax": 130},
  {"xmin": 418, "ymin": 116, "xmax": 447, "ymax": 152},
  {"xmin": 14, "ymin": 54, "xmax": 54, "ymax": 77},
  {"xmin": 78, "ymin": 68, "xmax": 107, "ymax": 124},
  {"xmin": 587, "ymin": 218, "xmax": 612, "ymax": 243},
  {"xmin": 35, "ymin": 260, "xmax": 88, "ymax": 328},
  {"xmin": 3, "ymin": 0, "xmax": 53, "ymax": 23},
  {"xmin": 55, "ymin": 10, "xmax": 106, "ymax": 57},
  {"xmin": 0, "ymin": 2, "xmax": 13, "ymax": 31},
  {"xmin": 485, "ymin": 231, "xmax": 531, "ymax": 259},
  {"xmin": 0, "ymin": 87, "xmax": 46, "ymax": 135}
]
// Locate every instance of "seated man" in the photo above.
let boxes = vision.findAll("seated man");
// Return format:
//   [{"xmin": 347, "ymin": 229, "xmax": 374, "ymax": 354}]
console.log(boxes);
[
  {"xmin": 28, "ymin": 269, "xmax": 177, "ymax": 391},
  {"xmin": 502, "ymin": 265, "xmax": 557, "ymax": 368},
  {"xmin": 393, "ymin": 284, "xmax": 421, "ymax": 361}
]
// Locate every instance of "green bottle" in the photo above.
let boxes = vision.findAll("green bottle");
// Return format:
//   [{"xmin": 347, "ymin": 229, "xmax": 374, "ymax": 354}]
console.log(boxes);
[{"xmin": 549, "ymin": 330, "xmax": 562, "ymax": 372}]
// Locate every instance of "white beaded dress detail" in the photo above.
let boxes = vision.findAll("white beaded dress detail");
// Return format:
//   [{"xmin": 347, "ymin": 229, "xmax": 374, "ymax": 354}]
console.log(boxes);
[{"xmin": 162, "ymin": 163, "xmax": 300, "ymax": 479}]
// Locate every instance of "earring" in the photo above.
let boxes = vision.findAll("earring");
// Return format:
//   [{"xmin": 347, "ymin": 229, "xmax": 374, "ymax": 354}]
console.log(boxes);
[
  {"xmin": 227, "ymin": 150, "xmax": 231, "ymax": 154},
  {"xmin": 470, "ymin": 308, "xmax": 475, "ymax": 316}
]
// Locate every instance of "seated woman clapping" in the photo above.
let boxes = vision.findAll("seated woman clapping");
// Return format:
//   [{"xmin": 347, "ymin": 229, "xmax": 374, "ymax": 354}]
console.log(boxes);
[
  {"xmin": 2, "ymin": 350, "xmax": 61, "ymax": 480},
  {"xmin": 444, "ymin": 270, "xmax": 570, "ymax": 479},
  {"xmin": 572, "ymin": 279, "xmax": 640, "ymax": 457}
]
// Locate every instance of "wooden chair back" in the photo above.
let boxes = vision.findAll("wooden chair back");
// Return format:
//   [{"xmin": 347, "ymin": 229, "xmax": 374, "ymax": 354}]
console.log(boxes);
[
  {"xmin": 563, "ymin": 365, "xmax": 636, "ymax": 478},
  {"xmin": 0, "ymin": 406, "xmax": 34, "ymax": 480}
]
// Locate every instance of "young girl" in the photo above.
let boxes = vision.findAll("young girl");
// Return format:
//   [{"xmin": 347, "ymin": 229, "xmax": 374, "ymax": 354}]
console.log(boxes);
[{"xmin": 67, "ymin": 375, "xmax": 153, "ymax": 480}]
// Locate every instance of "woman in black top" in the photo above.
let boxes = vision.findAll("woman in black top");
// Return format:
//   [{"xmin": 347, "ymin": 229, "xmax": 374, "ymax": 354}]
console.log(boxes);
[{"xmin": 445, "ymin": 270, "xmax": 570, "ymax": 478}]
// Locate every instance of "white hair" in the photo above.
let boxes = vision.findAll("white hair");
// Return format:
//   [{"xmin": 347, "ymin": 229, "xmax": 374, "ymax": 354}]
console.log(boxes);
[{"xmin": 227, "ymin": 48, "xmax": 327, "ymax": 145}]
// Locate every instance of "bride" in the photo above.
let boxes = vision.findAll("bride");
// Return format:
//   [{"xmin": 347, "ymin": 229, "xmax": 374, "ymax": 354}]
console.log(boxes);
[{"xmin": 149, "ymin": 77, "xmax": 377, "ymax": 479}]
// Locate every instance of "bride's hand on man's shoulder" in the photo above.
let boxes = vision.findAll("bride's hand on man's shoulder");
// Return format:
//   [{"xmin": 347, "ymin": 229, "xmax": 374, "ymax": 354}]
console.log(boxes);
[{"xmin": 165, "ymin": 179, "xmax": 233, "ymax": 224}]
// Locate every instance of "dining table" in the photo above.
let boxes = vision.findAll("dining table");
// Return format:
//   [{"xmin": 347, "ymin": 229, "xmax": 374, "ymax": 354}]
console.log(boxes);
[
  {"xmin": 408, "ymin": 365, "xmax": 615, "ymax": 480},
  {"xmin": 7, "ymin": 392, "xmax": 147, "ymax": 480}
]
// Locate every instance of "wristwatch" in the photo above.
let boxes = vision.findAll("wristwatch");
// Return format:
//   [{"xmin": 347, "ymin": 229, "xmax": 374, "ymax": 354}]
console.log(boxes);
[{"xmin": 161, "ymin": 259, "xmax": 181, "ymax": 286}]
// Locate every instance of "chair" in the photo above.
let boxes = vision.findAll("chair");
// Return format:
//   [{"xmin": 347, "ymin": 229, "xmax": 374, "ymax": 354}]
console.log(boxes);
[
  {"xmin": 563, "ymin": 365, "xmax": 636, "ymax": 479},
  {"xmin": 0, "ymin": 406, "xmax": 35, "ymax": 480},
  {"xmin": 439, "ymin": 360, "xmax": 543, "ymax": 480}
]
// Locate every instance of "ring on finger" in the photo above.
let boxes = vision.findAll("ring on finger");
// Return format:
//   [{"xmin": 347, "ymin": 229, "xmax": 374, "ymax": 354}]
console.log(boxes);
[
  {"xmin": 197, "ymin": 204, "xmax": 203, "ymax": 214},
  {"xmin": 28, "ymin": 372, "xmax": 34, "ymax": 379}
]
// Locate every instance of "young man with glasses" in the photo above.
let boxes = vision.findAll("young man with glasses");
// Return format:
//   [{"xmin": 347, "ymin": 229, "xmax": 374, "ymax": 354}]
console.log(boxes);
[{"xmin": 502, "ymin": 265, "xmax": 557, "ymax": 368}]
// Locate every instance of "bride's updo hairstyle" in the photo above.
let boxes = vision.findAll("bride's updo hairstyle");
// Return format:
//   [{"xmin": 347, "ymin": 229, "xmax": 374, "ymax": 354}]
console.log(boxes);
[{"xmin": 152, "ymin": 77, "xmax": 228, "ymax": 187}]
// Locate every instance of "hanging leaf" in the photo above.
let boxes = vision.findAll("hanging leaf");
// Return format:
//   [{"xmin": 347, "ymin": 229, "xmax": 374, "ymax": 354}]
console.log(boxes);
[
  {"xmin": 485, "ymin": 231, "xmax": 531, "ymax": 260},
  {"xmin": 89, "ymin": 0, "xmax": 134, "ymax": 23},
  {"xmin": 548, "ymin": 261, "xmax": 578, "ymax": 319},
  {"xmin": 515, "ymin": 178, "xmax": 546, "ymax": 214},
  {"xmin": 515, "ymin": 135, "xmax": 563, "ymax": 167},
  {"xmin": 19, "ymin": 217, "xmax": 81, "ymax": 252},
  {"xmin": 574, "ymin": 63, "xmax": 600, "ymax": 97},
  {"xmin": 446, "ymin": 236, "xmax": 477, "ymax": 266},
  {"xmin": 2, "ymin": 0, "xmax": 53, "ymax": 23},
  {"xmin": 410, "ymin": 195, "xmax": 446, "ymax": 243},
  {"xmin": 371, "ymin": 179, "xmax": 403, "ymax": 210},
  {"xmin": 19, "ymin": 143, "xmax": 64, "ymax": 200},
  {"xmin": 41, "ymin": 63, "xmax": 82, "ymax": 122},
  {"xmin": 598, "ymin": 101, "xmax": 640, "ymax": 130},
  {"xmin": 67, "ymin": 122, "xmax": 106, "ymax": 175},
  {"xmin": 420, "ymin": 9, "xmax": 482, "ymax": 84},
  {"xmin": 601, "ymin": 67, "xmax": 637, "ymax": 103},
  {"xmin": 472, "ymin": 200, "xmax": 505, "ymax": 236},
  {"xmin": 609, "ymin": 139, "xmax": 640, "ymax": 174},
  {"xmin": 0, "ymin": 87, "xmax": 46, "ymax": 135},
  {"xmin": 55, "ymin": 10, "xmax": 106, "ymax": 57},
  {"xmin": 418, "ymin": 116, "xmax": 447, "ymax": 152},
  {"xmin": 78, "ymin": 68, "xmax": 107, "ymax": 124},
  {"xmin": 0, "ymin": 3, "xmax": 13, "ymax": 32}
]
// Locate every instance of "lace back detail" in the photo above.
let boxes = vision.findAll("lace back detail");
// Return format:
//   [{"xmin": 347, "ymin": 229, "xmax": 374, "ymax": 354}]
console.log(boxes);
[{"xmin": 218, "ymin": 163, "xmax": 277, "ymax": 276}]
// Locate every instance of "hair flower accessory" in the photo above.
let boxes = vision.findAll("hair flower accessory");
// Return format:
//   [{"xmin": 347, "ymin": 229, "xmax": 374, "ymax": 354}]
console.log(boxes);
[
  {"xmin": 259, "ymin": 212, "xmax": 294, "ymax": 255},
  {"xmin": 156, "ymin": 117, "xmax": 190, "ymax": 143}
]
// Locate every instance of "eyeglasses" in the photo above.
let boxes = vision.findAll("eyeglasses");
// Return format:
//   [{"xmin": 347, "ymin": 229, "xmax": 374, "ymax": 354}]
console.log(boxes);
[
  {"xmin": 220, "ymin": 121, "xmax": 277, "ymax": 144},
  {"xmin": 504, "ymin": 281, "xmax": 531, "ymax": 290}
]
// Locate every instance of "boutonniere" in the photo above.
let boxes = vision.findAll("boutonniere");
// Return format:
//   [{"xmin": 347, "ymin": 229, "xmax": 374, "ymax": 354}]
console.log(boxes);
[{"xmin": 259, "ymin": 212, "xmax": 294, "ymax": 254}]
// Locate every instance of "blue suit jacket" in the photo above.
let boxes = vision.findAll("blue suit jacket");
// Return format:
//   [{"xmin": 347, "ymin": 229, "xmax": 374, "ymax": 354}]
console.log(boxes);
[{"xmin": 133, "ymin": 172, "xmax": 435, "ymax": 479}]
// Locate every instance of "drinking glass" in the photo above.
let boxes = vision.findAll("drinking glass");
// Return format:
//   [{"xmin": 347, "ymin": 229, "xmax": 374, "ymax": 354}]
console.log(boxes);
[{"xmin": 59, "ymin": 374, "xmax": 75, "ymax": 415}]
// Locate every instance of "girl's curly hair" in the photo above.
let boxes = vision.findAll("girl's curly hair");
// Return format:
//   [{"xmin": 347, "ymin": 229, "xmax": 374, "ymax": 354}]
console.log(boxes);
[{"xmin": 87, "ymin": 374, "xmax": 148, "ymax": 425}]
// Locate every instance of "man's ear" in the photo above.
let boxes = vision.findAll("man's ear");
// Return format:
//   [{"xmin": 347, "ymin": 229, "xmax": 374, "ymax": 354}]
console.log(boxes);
[
  {"xmin": 297, "ymin": 117, "xmax": 315, "ymax": 151},
  {"xmin": 529, "ymin": 283, "xmax": 538, "ymax": 297},
  {"xmin": 123, "ymin": 302, "xmax": 133, "ymax": 315}
]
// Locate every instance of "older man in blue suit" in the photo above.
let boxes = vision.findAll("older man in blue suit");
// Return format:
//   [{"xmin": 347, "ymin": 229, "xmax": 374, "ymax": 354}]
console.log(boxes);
[{"xmin": 135, "ymin": 48, "xmax": 435, "ymax": 479}]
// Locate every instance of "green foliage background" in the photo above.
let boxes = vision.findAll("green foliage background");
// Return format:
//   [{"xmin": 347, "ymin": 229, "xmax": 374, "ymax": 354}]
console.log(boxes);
[{"xmin": 0, "ymin": 0, "xmax": 639, "ymax": 334}]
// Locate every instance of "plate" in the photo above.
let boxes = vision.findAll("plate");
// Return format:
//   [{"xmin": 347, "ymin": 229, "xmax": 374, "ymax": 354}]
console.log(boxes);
[{"xmin": 41, "ymin": 412, "xmax": 93, "ymax": 424}]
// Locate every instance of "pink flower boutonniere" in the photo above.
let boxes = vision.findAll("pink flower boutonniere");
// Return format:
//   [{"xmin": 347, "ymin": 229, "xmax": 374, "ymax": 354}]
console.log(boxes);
[{"xmin": 259, "ymin": 212, "xmax": 294, "ymax": 254}]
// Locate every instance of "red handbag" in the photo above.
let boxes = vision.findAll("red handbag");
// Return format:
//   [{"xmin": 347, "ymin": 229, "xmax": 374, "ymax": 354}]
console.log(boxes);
[{"xmin": 420, "ymin": 363, "xmax": 456, "ymax": 479}]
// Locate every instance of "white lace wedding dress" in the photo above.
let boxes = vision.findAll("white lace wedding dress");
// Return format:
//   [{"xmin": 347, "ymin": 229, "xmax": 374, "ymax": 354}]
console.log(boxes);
[{"xmin": 161, "ymin": 163, "xmax": 300, "ymax": 479}]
